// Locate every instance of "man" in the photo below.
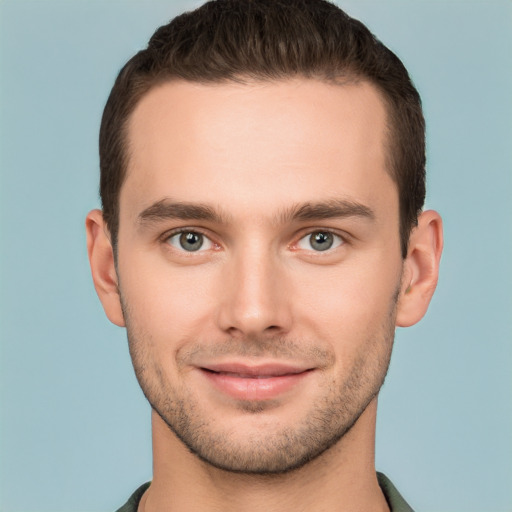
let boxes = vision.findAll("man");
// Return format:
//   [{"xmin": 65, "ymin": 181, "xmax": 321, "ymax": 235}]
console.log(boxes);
[{"xmin": 86, "ymin": 0, "xmax": 443, "ymax": 510}]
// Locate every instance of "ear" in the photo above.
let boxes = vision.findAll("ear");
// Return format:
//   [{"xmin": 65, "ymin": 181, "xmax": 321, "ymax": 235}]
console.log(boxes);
[
  {"xmin": 396, "ymin": 210, "xmax": 443, "ymax": 327},
  {"xmin": 85, "ymin": 209, "xmax": 125, "ymax": 327}
]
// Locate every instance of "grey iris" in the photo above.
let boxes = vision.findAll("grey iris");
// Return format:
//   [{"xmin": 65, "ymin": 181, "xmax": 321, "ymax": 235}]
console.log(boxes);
[
  {"xmin": 179, "ymin": 232, "xmax": 203, "ymax": 251},
  {"xmin": 310, "ymin": 232, "xmax": 333, "ymax": 251}
]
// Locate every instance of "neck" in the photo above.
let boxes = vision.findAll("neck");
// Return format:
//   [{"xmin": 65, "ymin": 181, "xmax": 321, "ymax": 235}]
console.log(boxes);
[{"xmin": 140, "ymin": 399, "xmax": 389, "ymax": 512}]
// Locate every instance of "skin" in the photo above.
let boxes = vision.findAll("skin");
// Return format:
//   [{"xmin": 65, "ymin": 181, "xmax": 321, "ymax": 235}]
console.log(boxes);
[{"xmin": 87, "ymin": 79, "xmax": 443, "ymax": 512}]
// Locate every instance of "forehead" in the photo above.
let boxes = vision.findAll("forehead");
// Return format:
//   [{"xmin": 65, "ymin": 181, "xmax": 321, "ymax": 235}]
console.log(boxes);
[{"xmin": 122, "ymin": 78, "xmax": 395, "ymax": 221}]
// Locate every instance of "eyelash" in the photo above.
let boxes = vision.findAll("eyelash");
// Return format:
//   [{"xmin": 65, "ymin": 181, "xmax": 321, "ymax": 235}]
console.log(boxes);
[
  {"xmin": 161, "ymin": 228, "xmax": 347, "ymax": 255},
  {"xmin": 294, "ymin": 230, "xmax": 345, "ymax": 252},
  {"xmin": 162, "ymin": 228, "xmax": 218, "ymax": 254}
]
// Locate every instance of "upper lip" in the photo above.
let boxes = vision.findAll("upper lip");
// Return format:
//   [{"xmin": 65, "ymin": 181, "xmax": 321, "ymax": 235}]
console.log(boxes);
[{"xmin": 200, "ymin": 362, "xmax": 313, "ymax": 377}]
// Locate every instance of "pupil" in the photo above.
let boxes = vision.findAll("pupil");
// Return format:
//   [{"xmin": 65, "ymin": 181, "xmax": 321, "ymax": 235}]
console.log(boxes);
[
  {"xmin": 180, "ymin": 232, "xmax": 203, "ymax": 251},
  {"xmin": 311, "ymin": 232, "xmax": 333, "ymax": 251}
]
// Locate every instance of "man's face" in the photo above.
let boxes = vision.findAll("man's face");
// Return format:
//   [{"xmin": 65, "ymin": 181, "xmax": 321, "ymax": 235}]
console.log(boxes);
[{"xmin": 116, "ymin": 79, "xmax": 404, "ymax": 473}]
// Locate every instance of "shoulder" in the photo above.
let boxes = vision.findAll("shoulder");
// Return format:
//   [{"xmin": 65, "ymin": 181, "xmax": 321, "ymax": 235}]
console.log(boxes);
[
  {"xmin": 115, "ymin": 482, "xmax": 151, "ymax": 512},
  {"xmin": 377, "ymin": 472, "xmax": 415, "ymax": 512}
]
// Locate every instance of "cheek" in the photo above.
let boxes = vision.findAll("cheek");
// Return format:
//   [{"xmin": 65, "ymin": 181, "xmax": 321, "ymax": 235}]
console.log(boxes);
[
  {"xmin": 293, "ymin": 257, "xmax": 401, "ymax": 347},
  {"xmin": 118, "ymin": 252, "xmax": 218, "ymax": 345}
]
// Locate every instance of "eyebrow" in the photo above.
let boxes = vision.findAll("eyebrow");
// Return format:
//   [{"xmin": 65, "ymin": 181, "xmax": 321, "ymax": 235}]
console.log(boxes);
[
  {"xmin": 282, "ymin": 199, "xmax": 375, "ymax": 223},
  {"xmin": 138, "ymin": 199, "xmax": 227, "ymax": 225},
  {"xmin": 137, "ymin": 197, "xmax": 375, "ymax": 226}
]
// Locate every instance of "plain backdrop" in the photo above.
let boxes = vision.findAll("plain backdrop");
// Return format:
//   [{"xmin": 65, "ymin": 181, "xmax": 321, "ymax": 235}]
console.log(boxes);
[{"xmin": 0, "ymin": 1, "xmax": 511, "ymax": 511}]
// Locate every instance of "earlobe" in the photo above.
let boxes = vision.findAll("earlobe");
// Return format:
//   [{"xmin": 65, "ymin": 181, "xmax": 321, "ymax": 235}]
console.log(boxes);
[
  {"xmin": 85, "ymin": 209, "xmax": 125, "ymax": 327},
  {"xmin": 396, "ymin": 210, "xmax": 443, "ymax": 327}
]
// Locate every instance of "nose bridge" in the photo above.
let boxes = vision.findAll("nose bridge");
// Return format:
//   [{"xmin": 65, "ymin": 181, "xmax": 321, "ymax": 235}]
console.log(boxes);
[{"xmin": 217, "ymin": 240, "xmax": 290, "ymax": 336}]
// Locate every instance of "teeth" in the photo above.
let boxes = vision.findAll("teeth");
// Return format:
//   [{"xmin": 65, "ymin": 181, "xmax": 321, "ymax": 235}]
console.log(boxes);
[{"xmin": 221, "ymin": 372, "xmax": 278, "ymax": 379}]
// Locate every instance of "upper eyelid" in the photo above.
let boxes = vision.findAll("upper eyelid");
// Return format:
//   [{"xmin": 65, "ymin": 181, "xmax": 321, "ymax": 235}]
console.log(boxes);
[
  {"xmin": 295, "ymin": 230, "xmax": 345, "ymax": 249},
  {"xmin": 160, "ymin": 226, "xmax": 214, "ymax": 241},
  {"xmin": 292, "ymin": 227, "xmax": 350, "ymax": 244}
]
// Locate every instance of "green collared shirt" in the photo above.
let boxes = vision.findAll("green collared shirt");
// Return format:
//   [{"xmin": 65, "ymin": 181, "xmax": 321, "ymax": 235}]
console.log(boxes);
[
  {"xmin": 377, "ymin": 472, "xmax": 414, "ymax": 512},
  {"xmin": 116, "ymin": 472, "xmax": 413, "ymax": 512}
]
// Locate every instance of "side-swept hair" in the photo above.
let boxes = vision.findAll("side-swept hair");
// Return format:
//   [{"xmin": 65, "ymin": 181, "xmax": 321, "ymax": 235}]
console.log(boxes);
[{"xmin": 100, "ymin": 0, "xmax": 425, "ymax": 257}]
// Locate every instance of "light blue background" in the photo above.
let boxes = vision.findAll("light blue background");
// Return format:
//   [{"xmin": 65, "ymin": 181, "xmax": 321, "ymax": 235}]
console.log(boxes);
[{"xmin": 1, "ymin": 1, "xmax": 511, "ymax": 511}]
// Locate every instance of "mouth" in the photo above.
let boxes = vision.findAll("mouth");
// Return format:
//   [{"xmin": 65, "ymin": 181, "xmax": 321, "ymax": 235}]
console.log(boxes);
[{"xmin": 198, "ymin": 362, "xmax": 314, "ymax": 401}]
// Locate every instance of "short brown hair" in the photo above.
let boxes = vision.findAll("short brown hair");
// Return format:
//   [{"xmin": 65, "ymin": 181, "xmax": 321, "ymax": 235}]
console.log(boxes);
[{"xmin": 99, "ymin": 0, "xmax": 425, "ymax": 257}]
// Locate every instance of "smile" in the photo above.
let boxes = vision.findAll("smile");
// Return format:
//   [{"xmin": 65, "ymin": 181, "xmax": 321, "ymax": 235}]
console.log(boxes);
[{"xmin": 198, "ymin": 362, "xmax": 314, "ymax": 401}]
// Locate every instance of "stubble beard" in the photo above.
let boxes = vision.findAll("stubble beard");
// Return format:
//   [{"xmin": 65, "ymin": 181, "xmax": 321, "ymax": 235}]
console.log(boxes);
[{"xmin": 122, "ymin": 299, "xmax": 396, "ymax": 475}]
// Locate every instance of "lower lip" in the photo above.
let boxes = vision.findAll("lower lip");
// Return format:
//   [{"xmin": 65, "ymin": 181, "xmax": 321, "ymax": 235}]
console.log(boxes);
[{"xmin": 200, "ymin": 369, "xmax": 311, "ymax": 401}]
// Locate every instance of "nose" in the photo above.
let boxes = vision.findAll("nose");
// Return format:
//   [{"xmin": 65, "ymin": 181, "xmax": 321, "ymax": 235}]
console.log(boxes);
[{"xmin": 216, "ymin": 245, "xmax": 292, "ymax": 337}]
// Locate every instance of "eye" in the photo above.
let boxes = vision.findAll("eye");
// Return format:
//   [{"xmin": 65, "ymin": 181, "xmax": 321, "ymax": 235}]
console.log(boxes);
[
  {"xmin": 166, "ymin": 231, "xmax": 214, "ymax": 252},
  {"xmin": 296, "ymin": 231, "xmax": 344, "ymax": 252}
]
